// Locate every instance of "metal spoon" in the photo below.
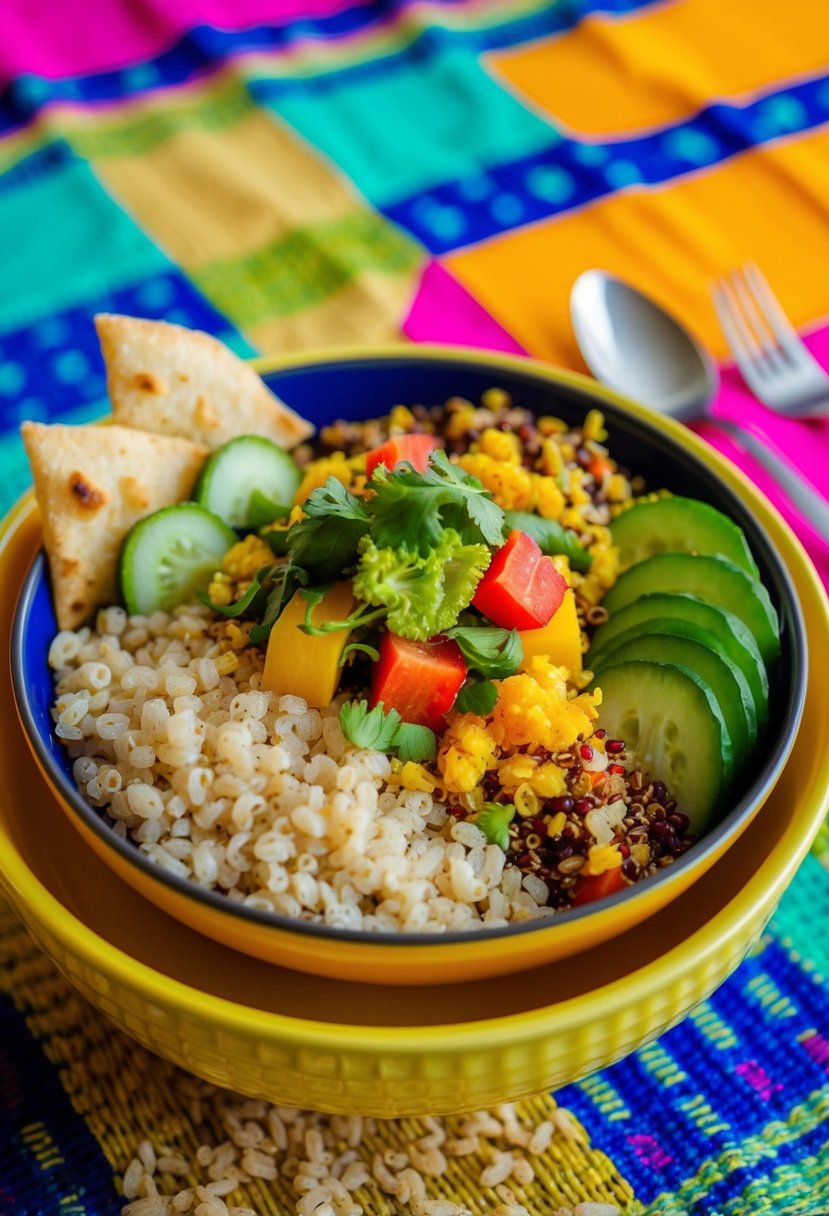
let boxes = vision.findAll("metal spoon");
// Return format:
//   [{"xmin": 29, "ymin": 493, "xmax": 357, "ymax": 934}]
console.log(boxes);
[{"xmin": 570, "ymin": 269, "xmax": 829, "ymax": 538}]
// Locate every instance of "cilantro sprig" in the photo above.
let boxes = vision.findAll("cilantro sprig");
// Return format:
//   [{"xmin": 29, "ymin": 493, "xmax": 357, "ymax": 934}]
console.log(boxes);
[
  {"xmin": 339, "ymin": 699, "xmax": 437, "ymax": 763},
  {"xmin": 368, "ymin": 450, "xmax": 505, "ymax": 555}
]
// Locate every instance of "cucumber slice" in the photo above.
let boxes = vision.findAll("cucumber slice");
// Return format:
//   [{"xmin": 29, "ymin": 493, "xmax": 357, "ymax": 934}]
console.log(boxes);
[
  {"xmin": 195, "ymin": 435, "xmax": 301, "ymax": 529},
  {"xmin": 601, "ymin": 554, "xmax": 780, "ymax": 668},
  {"xmin": 593, "ymin": 632, "xmax": 752, "ymax": 773},
  {"xmin": 588, "ymin": 593, "xmax": 768, "ymax": 728},
  {"xmin": 120, "ymin": 504, "xmax": 237, "ymax": 615},
  {"xmin": 591, "ymin": 616, "xmax": 758, "ymax": 749},
  {"xmin": 592, "ymin": 660, "xmax": 733, "ymax": 834},
  {"xmin": 610, "ymin": 496, "xmax": 759, "ymax": 576}
]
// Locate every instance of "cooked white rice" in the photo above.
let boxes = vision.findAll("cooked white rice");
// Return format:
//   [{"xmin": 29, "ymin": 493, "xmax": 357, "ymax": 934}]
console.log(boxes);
[{"xmin": 50, "ymin": 603, "xmax": 555, "ymax": 933}]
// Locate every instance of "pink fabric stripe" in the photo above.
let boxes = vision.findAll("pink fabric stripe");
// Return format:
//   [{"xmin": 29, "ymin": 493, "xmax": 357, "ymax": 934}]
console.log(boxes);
[
  {"xmin": 0, "ymin": 0, "xmax": 367, "ymax": 82},
  {"xmin": 404, "ymin": 261, "xmax": 527, "ymax": 355},
  {"xmin": 694, "ymin": 321, "xmax": 829, "ymax": 590},
  {"xmin": 404, "ymin": 262, "xmax": 829, "ymax": 589}
]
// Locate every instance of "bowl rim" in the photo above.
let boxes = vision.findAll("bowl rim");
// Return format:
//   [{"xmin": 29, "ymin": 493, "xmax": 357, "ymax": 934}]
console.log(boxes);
[{"xmin": 10, "ymin": 343, "xmax": 810, "ymax": 954}]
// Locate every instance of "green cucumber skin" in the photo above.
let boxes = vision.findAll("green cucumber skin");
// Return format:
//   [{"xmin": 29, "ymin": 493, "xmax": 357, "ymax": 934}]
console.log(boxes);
[
  {"xmin": 195, "ymin": 435, "xmax": 300, "ymax": 530},
  {"xmin": 601, "ymin": 554, "xmax": 780, "ymax": 668},
  {"xmin": 593, "ymin": 632, "xmax": 752, "ymax": 773},
  {"xmin": 610, "ymin": 496, "xmax": 759, "ymax": 577},
  {"xmin": 119, "ymin": 503, "xmax": 236, "ymax": 616},
  {"xmin": 588, "ymin": 593, "xmax": 768, "ymax": 726},
  {"xmin": 593, "ymin": 659, "xmax": 733, "ymax": 834},
  {"xmin": 590, "ymin": 615, "xmax": 759, "ymax": 744}
]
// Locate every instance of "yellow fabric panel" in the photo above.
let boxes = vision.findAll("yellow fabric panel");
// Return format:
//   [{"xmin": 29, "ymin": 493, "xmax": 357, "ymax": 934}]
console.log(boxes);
[
  {"xmin": 247, "ymin": 270, "xmax": 420, "ymax": 353},
  {"xmin": 446, "ymin": 127, "xmax": 829, "ymax": 366},
  {"xmin": 94, "ymin": 106, "xmax": 361, "ymax": 267},
  {"xmin": 490, "ymin": 0, "xmax": 829, "ymax": 136}
]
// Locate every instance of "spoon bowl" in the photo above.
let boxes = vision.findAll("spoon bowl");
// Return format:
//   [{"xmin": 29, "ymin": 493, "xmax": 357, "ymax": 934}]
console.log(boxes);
[{"xmin": 571, "ymin": 269, "xmax": 718, "ymax": 420}]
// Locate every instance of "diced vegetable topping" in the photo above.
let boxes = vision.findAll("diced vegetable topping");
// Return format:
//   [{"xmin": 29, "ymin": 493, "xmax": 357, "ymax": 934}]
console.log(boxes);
[
  {"xmin": 570, "ymin": 867, "xmax": 626, "ymax": 907},
  {"xmin": 472, "ymin": 531, "xmax": 567, "ymax": 631},
  {"xmin": 502, "ymin": 509, "xmax": 592, "ymax": 572},
  {"xmin": 261, "ymin": 583, "xmax": 356, "ymax": 707},
  {"xmin": 365, "ymin": 434, "xmax": 440, "ymax": 479},
  {"xmin": 370, "ymin": 632, "xmax": 467, "ymax": 731},
  {"xmin": 519, "ymin": 588, "xmax": 581, "ymax": 673}
]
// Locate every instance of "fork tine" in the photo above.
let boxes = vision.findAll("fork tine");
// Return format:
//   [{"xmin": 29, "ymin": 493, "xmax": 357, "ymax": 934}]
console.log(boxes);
[
  {"xmin": 711, "ymin": 281, "xmax": 766, "ymax": 396},
  {"xmin": 743, "ymin": 262, "xmax": 802, "ymax": 353},
  {"xmin": 729, "ymin": 267, "xmax": 787, "ymax": 369}
]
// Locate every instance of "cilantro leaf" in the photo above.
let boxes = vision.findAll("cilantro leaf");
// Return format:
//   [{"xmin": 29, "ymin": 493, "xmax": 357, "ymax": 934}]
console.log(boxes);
[
  {"xmin": 352, "ymin": 531, "xmax": 490, "ymax": 641},
  {"xmin": 247, "ymin": 491, "xmax": 291, "ymax": 530},
  {"xmin": 248, "ymin": 564, "xmax": 307, "ymax": 644},
  {"xmin": 367, "ymin": 451, "xmax": 504, "ymax": 555},
  {"xmin": 339, "ymin": 699, "xmax": 401, "ymax": 751},
  {"xmin": 474, "ymin": 802, "xmax": 516, "ymax": 851},
  {"xmin": 200, "ymin": 565, "xmax": 276, "ymax": 619},
  {"xmin": 445, "ymin": 625, "xmax": 523, "ymax": 679},
  {"xmin": 286, "ymin": 477, "xmax": 371, "ymax": 580},
  {"xmin": 392, "ymin": 723, "xmax": 437, "ymax": 764},
  {"xmin": 503, "ymin": 510, "xmax": 592, "ymax": 572},
  {"xmin": 454, "ymin": 679, "xmax": 498, "ymax": 716}
]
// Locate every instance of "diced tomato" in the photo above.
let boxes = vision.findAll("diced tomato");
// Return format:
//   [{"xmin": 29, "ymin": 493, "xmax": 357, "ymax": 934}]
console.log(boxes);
[
  {"xmin": 472, "ymin": 531, "xmax": 567, "ymax": 631},
  {"xmin": 370, "ymin": 632, "xmax": 467, "ymax": 731},
  {"xmin": 365, "ymin": 434, "xmax": 440, "ymax": 480},
  {"xmin": 570, "ymin": 867, "xmax": 626, "ymax": 907}
]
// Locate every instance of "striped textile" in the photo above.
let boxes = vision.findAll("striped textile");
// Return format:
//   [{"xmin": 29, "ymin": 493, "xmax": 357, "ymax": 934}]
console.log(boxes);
[{"xmin": 0, "ymin": 2, "xmax": 827, "ymax": 1212}]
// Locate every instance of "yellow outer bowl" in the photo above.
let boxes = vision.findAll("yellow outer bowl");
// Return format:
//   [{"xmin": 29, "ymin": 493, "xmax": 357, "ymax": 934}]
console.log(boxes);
[
  {"xmin": 1, "ymin": 351, "xmax": 828, "ymax": 1115},
  {"xmin": 8, "ymin": 346, "xmax": 817, "ymax": 987}
]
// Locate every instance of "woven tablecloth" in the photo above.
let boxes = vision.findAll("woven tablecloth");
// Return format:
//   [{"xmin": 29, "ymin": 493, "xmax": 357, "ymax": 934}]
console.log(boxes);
[{"xmin": 1, "ymin": 2, "xmax": 828, "ymax": 1212}]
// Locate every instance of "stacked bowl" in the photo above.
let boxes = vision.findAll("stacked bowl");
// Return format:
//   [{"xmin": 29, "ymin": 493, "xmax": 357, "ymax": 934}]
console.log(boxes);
[{"xmin": 4, "ymin": 347, "xmax": 828, "ymax": 1117}]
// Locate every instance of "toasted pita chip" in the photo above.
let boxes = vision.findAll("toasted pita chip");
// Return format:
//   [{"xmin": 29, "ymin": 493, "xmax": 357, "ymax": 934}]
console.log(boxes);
[
  {"xmin": 21, "ymin": 422, "xmax": 208, "ymax": 631},
  {"xmin": 95, "ymin": 314, "xmax": 314, "ymax": 450}
]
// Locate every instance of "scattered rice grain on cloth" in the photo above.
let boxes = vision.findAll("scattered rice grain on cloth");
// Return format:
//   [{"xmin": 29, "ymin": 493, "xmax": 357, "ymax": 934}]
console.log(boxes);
[
  {"xmin": 119, "ymin": 1078, "xmax": 624, "ymax": 1215},
  {"xmin": 49, "ymin": 604, "xmax": 560, "ymax": 932}
]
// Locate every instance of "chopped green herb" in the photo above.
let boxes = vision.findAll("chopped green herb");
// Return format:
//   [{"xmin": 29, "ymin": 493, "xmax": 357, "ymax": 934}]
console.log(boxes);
[
  {"xmin": 247, "ymin": 490, "xmax": 291, "ymax": 530},
  {"xmin": 445, "ymin": 624, "xmax": 522, "ymax": 680},
  {"xmin": 474, "ymin": 802, "xmax": 516, "ymax": 851},
  {"xmin": 454, "ymin": 678, "xmax": 498, "ymax": 716},
  {"xmin": 200, "ymin": 566, "xmax": 275, "ymax": 619},
  {"xmin": 339, "ymin": 699, "xmax": 401, "ymax": 751},
  {"xmin": 339, "ymin": 699, "xmax": 438, "ymax": 763},
  {"xmin": 339, "ymin": 641, "xmax": 381, "ymax": 666},
  {"xmin": 248, "ymin": 564, "xmax": 307, "ymax": 644},
  {"xmin": 286, "ymin": 478, "xmax": 371, "ymax": 580},
  {"xmin": 503, "ymin": 510, "xmax": 592, "ymax": 572},
  {"xmin": 393, "ymin": 722, "xmax": 437, "ymax": 764},
  {"xmin": 368, "ymin": 450, "xmax": 504, "ymax": 555}
]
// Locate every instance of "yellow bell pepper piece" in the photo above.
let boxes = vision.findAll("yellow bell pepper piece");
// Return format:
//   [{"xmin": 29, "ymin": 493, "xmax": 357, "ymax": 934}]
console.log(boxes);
[
  {"xmin": 519, "ymin": 587, "xmax": 582, "ymax": 674},
  {"xmin": 262, "ymin": 582, "xmax": 355, "ymax": 707}
]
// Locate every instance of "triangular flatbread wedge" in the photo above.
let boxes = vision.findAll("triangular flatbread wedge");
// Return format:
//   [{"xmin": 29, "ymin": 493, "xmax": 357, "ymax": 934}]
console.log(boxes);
[
  {"xmin": 21, "ymin": 422, "xmax": 208, "ymax": 631},
  {"xmin": 95, "ymin": 314, "xmax": 314, "ymax": 450}
]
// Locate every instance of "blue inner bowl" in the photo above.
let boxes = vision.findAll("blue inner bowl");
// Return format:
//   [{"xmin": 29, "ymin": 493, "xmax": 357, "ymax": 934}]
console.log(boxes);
[{"xmin": 12, "ymin": 352, "xmax": 808, "ymax": 944}]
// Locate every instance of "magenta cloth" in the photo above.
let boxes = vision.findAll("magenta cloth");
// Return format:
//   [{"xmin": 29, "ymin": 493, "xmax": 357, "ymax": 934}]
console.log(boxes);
[
  {"xmin": 0, "ymin": 0, "xmax": 362, "ymax": 83},
  {"xmin": 404, "ymin": 261, "xmax": 527, "ymax": 357},
  {"xmin": 404, "ymin": 268, "xmax": 829, "ymax": 589}
]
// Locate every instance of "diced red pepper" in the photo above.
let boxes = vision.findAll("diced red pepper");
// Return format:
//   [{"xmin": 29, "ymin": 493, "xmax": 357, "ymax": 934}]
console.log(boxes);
[
  {"xmin": 570, "ymin": 867, "xmax": 626, "ymax": 907},
  {"xmin": 365, "ymin": 434, "xmax": 440, "ymax": 480},
  {"xmin": 472, "ymin": 531, "xmax": 567, "ymax": 631},
  {"xmin": 370, "ymin": 632, "xmax": 467, "ymax": 731}
]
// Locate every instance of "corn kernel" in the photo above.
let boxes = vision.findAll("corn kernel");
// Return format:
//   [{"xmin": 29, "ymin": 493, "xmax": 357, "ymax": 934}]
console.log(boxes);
[{"xmin": 585, "ymin": 843, "xmax": 622, "ymax": 875}]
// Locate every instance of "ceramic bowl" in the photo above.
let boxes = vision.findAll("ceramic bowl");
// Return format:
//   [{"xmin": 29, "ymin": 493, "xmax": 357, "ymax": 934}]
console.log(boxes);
[
  {"xmin": 1, "ymin": 489, "xmax": 827, "ymax": 1115},
  {"xmin": 10, "ymin": 346, "xmax": 810, "ymax": 986}
]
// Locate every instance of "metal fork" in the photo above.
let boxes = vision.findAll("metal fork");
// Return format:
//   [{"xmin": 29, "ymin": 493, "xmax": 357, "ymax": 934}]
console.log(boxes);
[{"xmin": 711, "ymin": 263, "xmax": 829, "ymax": 419}]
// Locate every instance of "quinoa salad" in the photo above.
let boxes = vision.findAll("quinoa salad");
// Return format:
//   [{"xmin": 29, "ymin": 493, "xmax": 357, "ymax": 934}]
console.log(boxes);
[{"xmin": 26, "ymin": 318, "xmax": 779, "ymax": 935}]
